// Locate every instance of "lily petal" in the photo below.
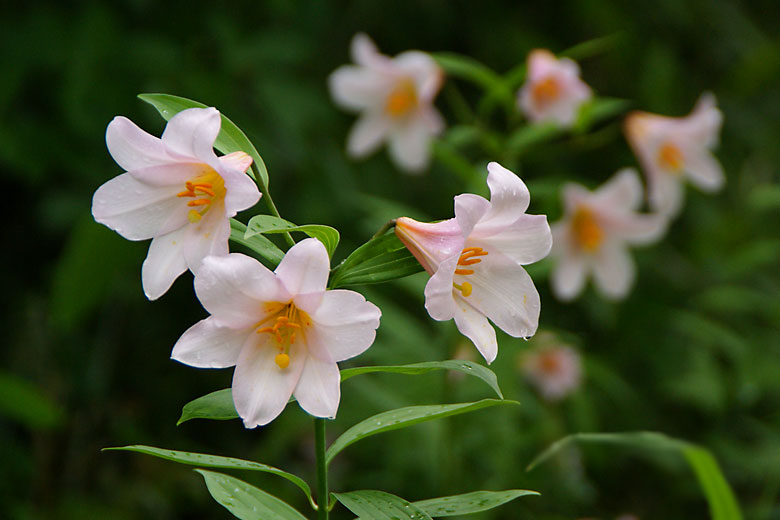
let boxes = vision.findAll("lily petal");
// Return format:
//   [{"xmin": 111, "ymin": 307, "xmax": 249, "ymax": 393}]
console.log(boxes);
[
  {"xmin": 685, "ymin": 151, "xmax": 725, "ymax": 193},
  {"xmin": 105, "ymin": 116, "xmax": 175, "ymax": 171},
  {"xmin": 592, "ymin": 168, "xmax": 644, "ymax": 211},
  {"xmin": 293, "ymin": 356, "xmax": 341, "ymax": 419},
  {"xmin": 307, "ymin": 290, "xmax": 382, "ymax": 362},
  {"xmin": 452, "ymin": 299, "xmax": 498, "ymax": 364},
  {"xmin": 387, "ymin": 116, "xmax": 432, "ymax": 172},
  {"xmin": 551, "ymin": 254, "xmax": 588, "ymax": 302},
  {"xmin": 347, "ymin": 114, "xmax": 390, "ymax": 158},
  {"xmin": 329, "ymin": 66, "xmax": 390, "ymax": 111},
  {"xmin": 469, "ymin": 213, "xmax": 552, "ymax": 265},
  {"xmin": 161, "ymin": 107, "xmax": 221, "ymax": 162},
  {"xmin": 171, "ymin": 317, "xmax": 248, "ymax": 368},
  {"xmin": 454, "ymin": 194, "xmax": 491, "ymax": 238},
  {"xmin": 424, "ymin": 256, "xmax": 459, "ymax": 321},
  {"xmin": 275, "ymin": 238, "xmax": 330, "ymax": 296},
  {"xmin": 394, "ymin": 217, "xmax": 463, "ymax": 274},
  {"xmin": 183, "ymin": 203, "xmax": 231, "ymax": 273},
  {"xmin": 142, "ymin": 227, "xmax": 188, "ymax": 300},
  {"xmin": 592, "ymin": 242, "xmax": 635, "ymax": 300}
]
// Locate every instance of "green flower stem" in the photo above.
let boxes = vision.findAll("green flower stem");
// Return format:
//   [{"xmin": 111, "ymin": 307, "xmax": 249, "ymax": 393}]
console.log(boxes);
[
  {"xmin": 371, "ymin": 219, "xmax": 397, "ymax": 240},
  {"xmin": 314, "ymin": 418, "xmax": 329, "ymax": 520},
  {"xmin": 254, "ymin": 163, "xmax": 295, "ymax": 248}
]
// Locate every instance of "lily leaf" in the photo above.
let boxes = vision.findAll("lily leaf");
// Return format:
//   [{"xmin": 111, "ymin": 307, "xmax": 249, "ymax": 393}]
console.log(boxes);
[
  {"xmin": 333, "ymin": 490, "xmax": 432, "ymax": 520},
  {"xmin": 413, "ymin": 489, "xmax": 539, "ymax": 517},
  {"xmin": 574, "ymin": 97, "xmax": 632, "ymax": 133},
  {"xmin": 246, "ymin": 215, "xmax": 340, "ymax": 258},
  {"xmin": 230, "ymin": 219, "xmax": 285, "ymax": 267},
  {"xmin": 329, "ymin": 231, "xmax": 423, "ymax": 288},
  {"xmin": 528, "ymin": 431, "xmax": 742, "ymax": 520},
  {"xmin": 196, "ymin": 469, "xmax": 308, "ymax": 520},
  {"xmin": 326, "ymin": 399, "xmax": 518, "ymax": 465},
  {"xmin": 340, "ymin": 360, "xmax": 503, "ymax": 399},
  {"xmin": 104, "ymin": 445, "xmax": 315, "ymax": 509},
  {"xmin": 138, "ymin": 93, "xmax": 269, "ymax": 191}
]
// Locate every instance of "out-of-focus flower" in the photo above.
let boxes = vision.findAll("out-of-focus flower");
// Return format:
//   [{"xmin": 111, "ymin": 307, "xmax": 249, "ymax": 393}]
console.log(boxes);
[
  {"xmin": 92, "ymin": 108, "xmax": 261, "ymax": 300},
  {"xmin": 624, "ymin": 93, "xmax": 724, "ymax": 216},
  {"xmin": 518, "ymin": 49, "xmax": 592, "ymax": 127},
  {"xmin": 171, "ymin": 239, "xmax": 381, "ymax": 428},
  {"xmin": 395, "ymin": 162, "xmax": 552, "ymax": 363},
  {"xmin": 521, "ymin": 339, "xmax": 582, "ymax": 401},
  {"xmin": 550, "ymin": 168, "xmax": 667, "ymax": 301},
  {"xmin": 328, "ymin": 33, "xmax": 444, "ymax": 173}
]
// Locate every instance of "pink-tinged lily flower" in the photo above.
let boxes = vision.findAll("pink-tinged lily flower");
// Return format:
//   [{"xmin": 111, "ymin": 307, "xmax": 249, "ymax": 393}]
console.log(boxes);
[
  {"xmin": 521, "ymin": 343, "xmax": 582, "ymax": 401},
  {"xmin": 550, "ymin": 168, "xmax": 668, "ymax": 301},
  {"xmin": 328, "ymin": 33, "xmax": 444, "ymax": 173},
  {"xmin": 171, "ymin": 239, "xmax": 381, "ymax": 428},
  {"xmin": 92, "ymin": 108, "xmax": 261, "ymax": 300},
  {"xmin": 624, "ymin": 93, "xmax": 724, "ymax": 216},
  {"xmin": 395, "ymin": 162, "xmax": 552, "ymax": 363},
  {"xmin": 518, "ymin": 49, "xmax": 592, "ymax": 127}
]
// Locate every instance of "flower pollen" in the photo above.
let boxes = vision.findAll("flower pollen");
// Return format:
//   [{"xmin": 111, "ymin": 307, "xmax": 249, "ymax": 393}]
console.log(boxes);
[
  {"xmin": 177, "ymin": 168, "xmax": 226, "ymax": 222},
  {"xmin": 571, "ymin": 206, "xmax": 603, "ymax": 252},
  {"xmin": 531, "ymin": 77, "xmax": 561, "ymax": 107},
  {"xmin": 385, "ymin": 78, "xmax": 418, "ymax": 117},
  {"xmin": 452, "ymin": 247, "xmax": 488, "ymax": 296},
  {"xmin": 657, "ymin": 142, "xmax": 684, "ymax": 173},
  {"xmin": 255, "ymin": 303, "xmax": 311, "ymax": 369}
]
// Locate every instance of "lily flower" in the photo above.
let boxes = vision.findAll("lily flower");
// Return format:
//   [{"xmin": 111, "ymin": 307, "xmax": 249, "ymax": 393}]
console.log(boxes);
[
  {"xmin": 395, "ymin": 162, "xmax": 552, "ymax": 363},
  {"xmin": 520, "ymin": 342, "xmax": 582, "ymax": 401},
  {"xmin": 518, "ymin": 49, "xmax": 592, "ymax": 127},
  {"xmin": 92, "ymin": 107, "xmax": 261, "ymax": 300},
  {"xmin": 624, "ymin": 93, "xmax": 724, "ymax": 216},
  {"xmin": 171, "ymin": 239, "xmax": 381, "ymax": 428},
  {"xmin": 550, "ymin": 168, "xmax": 667, "ymax": 301},
  {"xmin": 328, "ymin": 33, "xmax": 444, "ymax": 173}
]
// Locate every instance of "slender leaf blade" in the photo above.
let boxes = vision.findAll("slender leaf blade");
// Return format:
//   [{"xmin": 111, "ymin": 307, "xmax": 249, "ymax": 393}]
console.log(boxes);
[
  {"xmin": 413, "ymin": 489, "xmax": 539, "ymax": 517},
  {"xmin": 138, "ymin": 93, "xmax": 269, "ymax": 189},
  {"xmin": 326, "ymin": 399, "xmax": 518, "ymax": 465},
  {"xmin": 246, "ymin": 215, "xmax": 340, "ymax": 257},
  {"xmin": 196, "ymin": 469, "xmax": 308, "ymax": 520},
  {"xmin": 333, "ymin": 490, "xmax": 432, "ymax": 520},
  {"xmin": 340, "ymin": 360, "xmax": 503, "ymax": 398},
  {"xmin": 230, "ymin": 219, "xmax": 285, "ymax": 266},
  {"xmin": 329, "ymin": 232, "xmax": 423, "ymax": 288},
  {"xmin": 105, "ymin": 445, "xmax": 315, "ymax": 509},
  {"xmin": 527, "ymin": 431, "xmax": 742, "ymax": 520},
  {"xmin": 179, "ymin": 388, "xmax": 237, "ymax": 424}
]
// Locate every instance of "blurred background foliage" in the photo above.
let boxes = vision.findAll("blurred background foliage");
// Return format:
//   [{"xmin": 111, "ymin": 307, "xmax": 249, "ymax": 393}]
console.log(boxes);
[{"xmin": 2, "ymin": 0, "xmax": 779, "ymax": 518}]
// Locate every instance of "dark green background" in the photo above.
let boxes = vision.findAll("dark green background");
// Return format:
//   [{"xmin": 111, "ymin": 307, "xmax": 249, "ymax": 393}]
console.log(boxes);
[{"xmin": 2, "ymin": 1, "xmax": 779, "ymax": 518}]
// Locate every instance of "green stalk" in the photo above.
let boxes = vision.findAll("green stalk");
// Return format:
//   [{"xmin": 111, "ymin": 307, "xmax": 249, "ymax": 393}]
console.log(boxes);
[
  {"xmin": 254, "ymin": 163, "xmax": 296, "ymax": 248},
  {"xmin": 314, "ymin": 418, "xmax": 329, "ymax": 520}
]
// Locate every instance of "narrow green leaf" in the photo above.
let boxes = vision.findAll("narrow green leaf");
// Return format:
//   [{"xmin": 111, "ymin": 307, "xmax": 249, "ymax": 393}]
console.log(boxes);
[
  {"xmin": 329, "ymin": 232, "xmax": 423, "ymax": 288},
  {"xmin": 105, "ymin": 445, "xmax": 315, "ymax": 509},
  {"xmin": 138, "ymin": 93, "xmax": 269, "ymax": 190},
  {"xmin": 432, "ymin": 53, "xmax": 512, "ymax": 106},
  {"xmin": 333, "ymin": 490, "xmax": 432, "ymax": 520},
  {"xmin": 196, "ymin": 469, "xmax": 308, "ymax": 520},
  {"xmin": 574, "ymin": 97, "xmax": 632, "ymax": 133},
  {"xmin": 0, "ymin": 371, "xmax": 63, "ymax": 430},
  {"xmin": 326, "ymin": 399, "xmax": 518, "ymax": 465},
  {"xmin": 340, "ymin": 360, "xmax": 503, "ymax": 399},
  {"xmin": 178, "ymin": 388, "xmax": 237, "ymax": 424},
  {"xmin": 505, "ymin": 122, "xmax": 564, "ymax": 156},
  {"xmin": 246, "ymin": 215, "xmax": 340, "ymax": 258},
  {"xmin": 229, "ymin": 219, "xmax": 285, "ymax": 267},
  {"xmin": 527, "ymin": 431, "xmax": 742, "ymax": 520},
  {"xmin": 413, "ymin": 489, "xmax": 539, "ymax": 517}
]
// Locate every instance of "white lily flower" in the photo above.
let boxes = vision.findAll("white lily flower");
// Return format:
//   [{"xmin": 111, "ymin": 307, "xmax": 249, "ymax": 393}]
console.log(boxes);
[
  {"xmin": 92, "ymin": 108, "xmax": 261, "ymax": 300},
  {"xmin": 328, "ymin": 33, "xmax": 444, "ymax": 173},
  {"xmin": 624, "ymin": 93, "xmax": 724, "ymax": 216},
  {"xmin": 521, "ymin": 343, "xmax": 582, "ymax": 402},
  {"xmin": 395, "ymin": 162, "xmax": 552, "ymax": 363},
  {"xmin": 171, "ymin": 239, "xmax": 381, "ymax": 428},
  {"xmin": 518, "ymin": 49, "xmax": 592, "ymax": 127},
  {"xmin": 550, "ymin": 168, "xmax": 668, "ymax": 301}
]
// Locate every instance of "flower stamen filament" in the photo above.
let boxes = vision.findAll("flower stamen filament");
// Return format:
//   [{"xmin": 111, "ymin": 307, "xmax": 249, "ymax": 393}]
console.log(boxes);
[
  {"xmin": 255, "ymin": 304, "xmax": 308, "ymax": 369},
  {"xmin": 453, "ymin": 281, "xmax": 473, "ymax": 297}
]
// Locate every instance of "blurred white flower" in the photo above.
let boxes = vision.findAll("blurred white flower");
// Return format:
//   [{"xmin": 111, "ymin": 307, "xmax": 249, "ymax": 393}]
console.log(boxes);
[
  {"xmin": 550, "ymin": 168, "xmax": 667, "ymax": 301},
  {"xmin": 328, "ymin": 33, "xmax": 444, "ymax": 173},
  {"xmin": 518, "ymin": 49, "xmax": 592, "ymax": 127},
  {"xmin": 171, "ymin": 239, "xmax": 381, "ymax": 428},
  {"xmin": 521, "ymin": 342, "xmax": 582, "ymax": 401},
  {"xmin": 624, "ymin": 93, "xmax": 724, "ymax": 216},
  {"xmin": 395, "ymin": 162, "xmax": 552, "ymax": 363},
  {"xmin": 92, "ymin": 107, "xmax": 261, "ymax": 300}
]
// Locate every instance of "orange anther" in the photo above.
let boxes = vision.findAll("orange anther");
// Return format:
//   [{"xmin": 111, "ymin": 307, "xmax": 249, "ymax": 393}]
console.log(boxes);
[
  {"xmin": 455, "ymin": 268, "xmax": 475, "ymax": 276},
  {"xmin": 187, "ymin": 199, "xmax": 212, "ymax": 207},
  {"xmin": 458, "ymin": 258, "xmax": 482, "ymax": 266},
  {"xmin": 177, "ymin": 190, "xmax": 196, "ymax": 198},
  {"xmin": 194, "ymin": 186, "xmax": 216, "ymax": 197}
]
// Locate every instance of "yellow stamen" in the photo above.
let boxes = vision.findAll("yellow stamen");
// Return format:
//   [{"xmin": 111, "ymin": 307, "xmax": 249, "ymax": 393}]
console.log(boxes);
[
  {"xmin": 179, "ymin": 170, "xmax": 226, "ymax": 221},
  {"xmin": 187, "ymin": 209, "xmax": 202, "ymax": 223},
  {"xmin": 532, "ymin": 77, "xmax": 561, "ymax": 107},
  {"xmin": 255, "ymin": 304, "xmax": 311, "ymax": 370},
  {"xmin": 275, "ymin": 353, "xmax": 290, "ymax": 369},
  {"xmin": 187, "ymin": 199, "xmax": 212, "ymax": 207},
  {"xmin": 571, "ymin": 206, "xmax": 603, "ymax": 252},
  {"xmin": 453, "ymin": 281, "xmax": 473, "ymax": 297},
  {"xmin": 385, "ymin": 78, "xmax": 418, "ymax": 117},
  {"xmin": 657, "ymin": 142, "xmax": 684, "ymax": 172},
  {"xmin": 454, "ymin": 268, "xmax": 474, "ymax": 275},
  {"xmin": 193, "ymin": 186, "xmax": 216, "ymax": 197}
]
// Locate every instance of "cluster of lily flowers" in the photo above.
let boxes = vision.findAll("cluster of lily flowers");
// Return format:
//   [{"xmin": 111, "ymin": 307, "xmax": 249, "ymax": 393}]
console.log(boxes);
[{"xmin": 91, "ymin": 32, "xmax": 725, "ymax": 428}]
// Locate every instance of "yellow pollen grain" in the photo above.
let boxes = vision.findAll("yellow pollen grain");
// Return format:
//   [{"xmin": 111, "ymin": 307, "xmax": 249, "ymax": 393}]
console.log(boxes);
[
  {"xmin": 385, "ymin": 79, "xmax": 417, "ymax": 117},
  {"xmin": 571, "ymin": 206, "xmax": 603, "ymax": 252},
  {"xmin": 657, "ymin": 142, "xmax": 684, "ymax": 172}
]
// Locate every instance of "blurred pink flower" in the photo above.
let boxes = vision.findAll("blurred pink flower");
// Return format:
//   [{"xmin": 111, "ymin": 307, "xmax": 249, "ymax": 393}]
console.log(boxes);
[
  {"xmin": 550, "ymin": 168, "xmax": 667, "ymax": 301},
  {"xmin": 171, "ymin": 239, "xmax": 381, "ymax": 428},
  {"xmin": 92, "ymin": 107, "xmax": 261, "ymax": 300},
  {"xmin": 518, "ymin": 49, "xmax": 592, "ymax": 127},
  {"xmin": 395, "ymin": 162, "xmax": 552, "ymax": 363},
  {"xmin": 624, "ymin": 93, "xmax": 724, "ymax": 216},
  {"xmin": 328, "ymin": 33, "xmax": 444, "ymax": 173},
  {"xmin": 521, "ymin": 343, "xmax": 582, "ymax": 401}
]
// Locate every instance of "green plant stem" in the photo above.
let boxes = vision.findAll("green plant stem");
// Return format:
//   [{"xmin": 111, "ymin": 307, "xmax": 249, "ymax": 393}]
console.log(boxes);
[
  {"xmin": 371, "ymin": 219, "xmax": 397, "ymax": 240},
  {"xmin": 255, "ymin": 164, "xmax": 296, "ymax": 248},
  {"xmin": 314, "ymin": 418, "xmax": 329, "ymax": 520}
]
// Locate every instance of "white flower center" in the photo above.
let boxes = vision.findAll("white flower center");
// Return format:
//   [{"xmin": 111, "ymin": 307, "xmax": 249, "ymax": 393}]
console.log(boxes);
[
  {"xmin": 177, "ymin": 168, "xmax": 226, "ymax": 223},
  {"xmin": 452, "ymin": 246, "xmax": 488, "ymax": 297},
  {"xmin": 385, "ymin": 78, "xmax": 418, "ymax": 117},
  {"xmin": 255, "ymin": 303, "xmax": 311, "ymax": 369}
]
